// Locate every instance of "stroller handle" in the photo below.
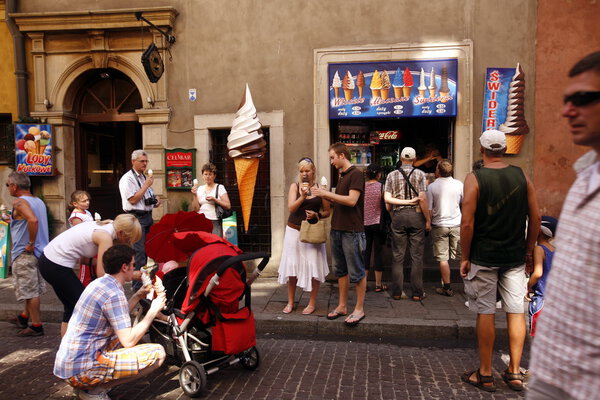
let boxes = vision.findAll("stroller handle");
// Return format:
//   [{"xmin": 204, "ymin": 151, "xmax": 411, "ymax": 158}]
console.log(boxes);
[{"xmin": 204, "ymin": 252, "xmax": 270, "ymax": 296}]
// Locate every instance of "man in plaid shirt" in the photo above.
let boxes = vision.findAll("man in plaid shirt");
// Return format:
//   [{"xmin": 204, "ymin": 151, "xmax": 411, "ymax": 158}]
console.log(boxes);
[
  {"xmin": 384, "ymin": 147, "xmax": 431, "ymax": 301},
  {"xmin": 529, "ymin": 51, "xmax": 600, "ymax": 400},
  {"xmin": 54, "ymin": 245, "xmax": 166, "ymax": 400}
]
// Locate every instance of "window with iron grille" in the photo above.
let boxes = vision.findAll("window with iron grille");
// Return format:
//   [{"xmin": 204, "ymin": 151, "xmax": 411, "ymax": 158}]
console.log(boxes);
[
  {"xmin": 0, "ymin": 114, "xmax": 13, "ymax": 165},
  {"xmin": 211, "ymin": 128, "xmax": 271, "ymax": 253}
]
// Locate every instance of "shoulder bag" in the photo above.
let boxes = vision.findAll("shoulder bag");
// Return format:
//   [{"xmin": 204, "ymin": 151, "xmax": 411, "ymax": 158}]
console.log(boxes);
[
  {"xmin": 300, "ymin": 219, "xmax": 327, "ymax": 244},
  {"xmin": 215, "ymin": 184, "xmax": 233, "ymax": 220}
]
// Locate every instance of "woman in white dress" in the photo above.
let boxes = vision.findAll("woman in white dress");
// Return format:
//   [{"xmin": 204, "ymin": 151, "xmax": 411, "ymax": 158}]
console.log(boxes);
[
  {"xmin": 278, "ymin": 157, "xmax": 331, "ymax": 315},
  {"xmin": 191, "ymin": 163, "xmax": 231, "ymax": 236}
]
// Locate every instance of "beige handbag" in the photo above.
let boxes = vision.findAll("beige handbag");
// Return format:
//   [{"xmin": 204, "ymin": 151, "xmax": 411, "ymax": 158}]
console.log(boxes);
[{"xmin": 299, "ymin": 219, "xmax": 327, "ymax": 244}]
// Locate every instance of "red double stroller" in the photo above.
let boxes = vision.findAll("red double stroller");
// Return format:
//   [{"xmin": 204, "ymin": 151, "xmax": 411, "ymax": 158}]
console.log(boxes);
[{"xmin": 141, "ymin": 231, "xmax": 269, "ymax": 397}]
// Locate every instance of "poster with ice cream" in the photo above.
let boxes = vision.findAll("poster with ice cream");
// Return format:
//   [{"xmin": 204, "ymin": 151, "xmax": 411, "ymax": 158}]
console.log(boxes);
[
  {"xmin": 482, "ymin": 64, "xmax": 529, "ymax": 154},
  {"xmin": 14, "ymin": 124, "xmax": 54, "ymax": 176},
  {"xmin": 328, "ymin": 59, "xmax": 458, "ymax": 119}
]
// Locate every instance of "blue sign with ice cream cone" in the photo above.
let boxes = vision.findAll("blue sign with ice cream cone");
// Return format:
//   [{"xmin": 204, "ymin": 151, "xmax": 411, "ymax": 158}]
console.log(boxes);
[{"xmin": 14, "ymin": 124, "xmax": 54, "ymax": 176}]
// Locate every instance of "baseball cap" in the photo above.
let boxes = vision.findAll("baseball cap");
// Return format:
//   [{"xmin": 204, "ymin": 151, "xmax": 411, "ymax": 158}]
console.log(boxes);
[
  {"xmin": 401, "ymin": 147, "xmax": 416, "ymax": 160},
  {"xmin": 480, "ymin": 129, "xmax": 506, "ymax": 150},
  {"xmin": 540, "ymin": 216, "xmax": 558, "ymax": 238}
]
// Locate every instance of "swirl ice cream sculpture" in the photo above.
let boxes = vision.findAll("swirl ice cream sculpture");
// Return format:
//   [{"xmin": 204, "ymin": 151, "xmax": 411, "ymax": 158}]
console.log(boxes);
[
  {"xmin": 499, "ymin": 63, "xmax": 529, "ymax": 154},
  {"xmin": 342, "ymin": 71, "xmax": 355, "ymax": 100},
  {"xmin": 228, "ymin": 84, "xmax": 267, "ymax": 232}
]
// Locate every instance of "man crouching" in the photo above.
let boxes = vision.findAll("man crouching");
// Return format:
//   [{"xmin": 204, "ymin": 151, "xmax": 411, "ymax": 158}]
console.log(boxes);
[{"xmin": 54, "ymin": 244, "xmax": 166, "ymax": 400}]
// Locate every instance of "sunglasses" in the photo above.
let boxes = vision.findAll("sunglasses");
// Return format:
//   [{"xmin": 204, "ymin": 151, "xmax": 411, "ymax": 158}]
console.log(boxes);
[
  {"xmin": 563, "ymin": 91, "xmax": 600, "ymax": 107},
  {"xmin": 298, "ymin": 157, "xmax": 313, "ymax": 164}
]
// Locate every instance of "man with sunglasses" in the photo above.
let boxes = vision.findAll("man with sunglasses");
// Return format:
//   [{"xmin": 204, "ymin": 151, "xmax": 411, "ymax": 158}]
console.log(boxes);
[{"xmin": 529, "ymin": 51, "xmax": 600, "ymax": 400}]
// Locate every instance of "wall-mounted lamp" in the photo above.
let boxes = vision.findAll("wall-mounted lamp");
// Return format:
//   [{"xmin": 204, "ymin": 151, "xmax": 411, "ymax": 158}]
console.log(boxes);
[{"xmin": 43, "ymin": 99, "xmax": 53, "ymax": 109}]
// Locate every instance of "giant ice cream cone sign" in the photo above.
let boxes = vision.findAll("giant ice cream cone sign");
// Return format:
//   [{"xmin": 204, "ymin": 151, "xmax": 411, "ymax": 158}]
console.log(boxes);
[
  {"xmin": 499, "ymin": 63, "xmax": 529, "ymax": 154},
  {"xmin": 227, "ymin": 84, "xmax": 267, "ymax": 232}
]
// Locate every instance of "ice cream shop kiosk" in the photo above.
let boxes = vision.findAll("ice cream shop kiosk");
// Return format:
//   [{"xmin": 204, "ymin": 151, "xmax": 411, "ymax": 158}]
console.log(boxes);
[{"xmin": 328, "ymin": 59, "xmax": 458, "ymax": 186}]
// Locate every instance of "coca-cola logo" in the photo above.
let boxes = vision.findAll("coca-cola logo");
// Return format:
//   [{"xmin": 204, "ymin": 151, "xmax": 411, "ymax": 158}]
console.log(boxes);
[{"xmin": 377, "ymin": 131, "xmax": 399, "ymax": 140}]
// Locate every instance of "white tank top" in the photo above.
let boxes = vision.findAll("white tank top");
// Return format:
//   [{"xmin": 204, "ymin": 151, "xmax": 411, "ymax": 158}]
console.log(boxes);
[{"xmin": 43, "ymin": 221, "xmax": 116, "ymax": 268}]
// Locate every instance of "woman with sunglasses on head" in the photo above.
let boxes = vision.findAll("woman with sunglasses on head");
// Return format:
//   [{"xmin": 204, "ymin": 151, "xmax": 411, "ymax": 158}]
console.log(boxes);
[{"xmin": 278, "ymin": 157, "xmax": 331, "ymax": 314}]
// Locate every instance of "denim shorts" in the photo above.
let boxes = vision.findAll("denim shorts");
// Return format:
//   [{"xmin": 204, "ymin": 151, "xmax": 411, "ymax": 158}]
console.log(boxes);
[{"xmin": 330, "ymin": 229, "xmax": 366, "ymax": 283}]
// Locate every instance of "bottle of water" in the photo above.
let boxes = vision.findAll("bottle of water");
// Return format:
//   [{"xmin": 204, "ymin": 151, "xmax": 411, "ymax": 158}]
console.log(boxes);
[
  {"xmin": 367, "ymin": 149, "xmax": 372, "ymax": 164},
  {"xmin": 356, "ymin": 150, "xmax": 361, "ymax": 164}
]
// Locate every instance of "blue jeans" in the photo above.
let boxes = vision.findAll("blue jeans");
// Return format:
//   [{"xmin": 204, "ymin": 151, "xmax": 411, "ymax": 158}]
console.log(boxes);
[{"xmin": 330, "ymin": 229, "xmax": 366, "ymax": 283}]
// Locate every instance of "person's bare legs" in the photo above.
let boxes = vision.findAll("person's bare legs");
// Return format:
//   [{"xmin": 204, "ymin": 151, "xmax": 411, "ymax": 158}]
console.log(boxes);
[
  {"xmin": 465, "ymin": 313, "xmax": 495, "ymax": 388},
  {"xmin": 331, "ymin": 275, "xmax": 348, "ymax": 315},
  {"xmin": 375, "ymin": 270, "xmax": 383, "ymax": 287},
  {"xmin": 303, "ymin": 279, "xmax": 320, "ymax": 314},
  {"xmin": 283, "ymin": 277, "xmax": 297, "ymax": 313},
  {"xmin": 350, "ymin": 276, "xmax": 366, "ymax": 317},
  {"xmin": 26, "ymin": 297, "xmax": 41, "ymax": 325},
  {"xmin": 61, "ymin": 322, "xmax": 69, "ymax": 337},
  {"xmin": 439, "ymin": 261, "xmax": 451, "ymax": 284},
  {"xmin": 88, "ymin": 352, "xmax": 166, "ymax": 394},
  {"xmin": 506, "ymin": 313, "xmax": 526, "ymax": 382}
]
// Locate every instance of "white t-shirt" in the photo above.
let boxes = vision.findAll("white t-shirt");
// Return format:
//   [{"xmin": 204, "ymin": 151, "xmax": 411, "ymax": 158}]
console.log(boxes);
[
  {"xmin": 68, "ymin": 210, "xmax": 93, "ymax": 227},
  {"xmin": 43, "ymin": 221, "xmax": 116, "ymax": 268},
  {"xmin": 196, "ymin": 184, "xmax": 227, "ymax": 221},
  {"xmin": 426, "ymin": 177, "xmax": 463, "ymax": 227}
]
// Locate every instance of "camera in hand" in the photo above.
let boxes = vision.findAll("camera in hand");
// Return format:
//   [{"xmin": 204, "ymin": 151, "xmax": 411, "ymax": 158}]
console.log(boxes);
[{"xmin": 144, "ymin": 196, "xmax": 158, "ymax": 206}]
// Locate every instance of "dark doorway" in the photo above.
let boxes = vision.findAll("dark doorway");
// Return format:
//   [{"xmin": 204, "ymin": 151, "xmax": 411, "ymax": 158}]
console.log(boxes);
[{"xmin": 75, "ymin": 69, "xmax": 143, "ymax": 219}]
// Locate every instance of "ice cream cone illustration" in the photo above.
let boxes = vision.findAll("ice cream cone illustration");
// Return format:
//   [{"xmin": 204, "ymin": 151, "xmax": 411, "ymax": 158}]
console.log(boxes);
[
  {"xmin": 227, "ymin": 84, "xmax": 267, "ymax": 232},
  {"xmin": 370, "ymin": 70, "xmax": 382, "ymax": 98},
  {"xmin": 402, "ymin": 67, "xmax": 413, "ymax": 98},
  {"xmin": 342, "ymin": 71, "xmax": 355, "ymax": 100},
  {"xmin": 357, "ymin": 71, "xmax": 365, "ymax": 98},
  {"xmin": 418, "ymin": 68, "xmax": 427, "ymax": 97},
  {"xmin": 428, "ymin": 67, "xmax": 437, "ymax": 98},
  {"xmin": 392, "ymin": 67, "xmax": 404, "ymax": 98},
  {"xmin": 332, "ymin": 71, "xmax": 342, "ymax": 99},
  {"xmin": 381, "ymin": 70, "xmax": 391, "ymax": 100},
  {"xmin": 499, "ymin": 63, "xmax": 529, "ymax": 154},
  {"xmin": 39, "ymin": 130, "xmax": 50, "ymax": 154},
  {"xmin": 439, "ymin": 65, "xmax": 450, "ymax": 102}
]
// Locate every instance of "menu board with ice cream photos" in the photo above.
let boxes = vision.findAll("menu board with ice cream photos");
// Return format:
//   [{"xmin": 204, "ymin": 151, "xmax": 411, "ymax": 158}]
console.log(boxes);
[
  {"xmin": 14, "ymin": 124, "xmax": 54, "ymax": 176},
  {"xmin": 328, "ymin": 59, "xmax": 458, "ymax": 119}
]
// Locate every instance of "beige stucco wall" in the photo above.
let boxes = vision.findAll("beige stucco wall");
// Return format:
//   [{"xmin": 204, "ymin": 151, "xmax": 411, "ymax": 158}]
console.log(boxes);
[{"xmin": 17, "ymin": 0, "xmax": 538, "ymax": 180}]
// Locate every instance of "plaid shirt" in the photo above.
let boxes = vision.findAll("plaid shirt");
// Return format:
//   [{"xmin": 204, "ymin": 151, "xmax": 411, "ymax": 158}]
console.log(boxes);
[
  {"xmin": 530, "ymin": 151, "xmax": 600, "ymax": 399},
  {"xmin": 54, "ymin": 275, "xmax": 131, "ymax": 379},
  {"xmin": 384, "ymin": 165, "xmax": 427, "ymax": 210}
]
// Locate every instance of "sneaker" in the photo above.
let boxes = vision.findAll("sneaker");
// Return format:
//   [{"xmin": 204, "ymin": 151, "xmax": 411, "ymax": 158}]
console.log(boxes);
[
  {"xmin": 8, "ymin": 314, "xmax": 29, "ymax": 329},
  {"xmin": 78, "ymin": 389, "xmax": 111, "ymax": 400},
  {"xmin": 435, "ymin": 287, "xmax": 454, "ymax": 297},
  {"xmin": 16, "ymin": 326, "xmax": 44, "ymax": 337}
]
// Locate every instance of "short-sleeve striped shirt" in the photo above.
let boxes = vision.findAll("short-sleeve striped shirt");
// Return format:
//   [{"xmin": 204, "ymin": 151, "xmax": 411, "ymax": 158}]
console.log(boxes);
[
  {"xmin": 54, "ymin": 274, "xmax": 131, "ymax": 379},
  {"xmin": 384, "ymin": 165, "xmax": 427, "ymax": 210}
]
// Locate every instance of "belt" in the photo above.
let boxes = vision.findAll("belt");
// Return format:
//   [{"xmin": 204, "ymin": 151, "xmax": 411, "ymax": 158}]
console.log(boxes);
[
  {"xmin": 287, "ymin": 221, "xmax": 300, "ymax": 230},
  {"xmin": 126, "ymin": 210, "xmax": 151, "ymax": 216}
]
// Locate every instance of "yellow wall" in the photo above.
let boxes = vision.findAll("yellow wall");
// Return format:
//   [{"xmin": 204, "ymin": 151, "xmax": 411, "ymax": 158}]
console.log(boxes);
[{"xmin": 0, "ymin": 2, "xmax": 17, "ymax": 118}]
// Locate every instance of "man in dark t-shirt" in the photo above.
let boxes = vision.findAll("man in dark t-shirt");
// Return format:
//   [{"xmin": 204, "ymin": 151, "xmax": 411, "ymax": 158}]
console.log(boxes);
[{"xmin": 312, "ymin": 143, "xmax": 366, "ymax": 327}]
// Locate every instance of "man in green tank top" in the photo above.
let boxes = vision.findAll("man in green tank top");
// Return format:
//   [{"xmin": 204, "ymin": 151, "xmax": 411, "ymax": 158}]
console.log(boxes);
[{"xmin": 459, "ymin": 129, "xmax": 540, "ymax": 393}]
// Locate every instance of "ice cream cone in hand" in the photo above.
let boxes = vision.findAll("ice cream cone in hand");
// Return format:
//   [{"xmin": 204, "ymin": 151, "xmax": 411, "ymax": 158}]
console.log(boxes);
[{"xmin": 234, "ymin": 158, "xmax": 259, "ymax": 232}]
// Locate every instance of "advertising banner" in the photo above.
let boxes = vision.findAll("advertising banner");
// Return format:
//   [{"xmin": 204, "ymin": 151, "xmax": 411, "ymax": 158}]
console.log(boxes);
[
  {"xmin": 328, "ymin": 59, "xmax": 458, "ymax": 119},
  {"xmin": 165, "ymin": 148, "xmax": 196, "ymax": 190},
  {"xmin": 0, "ymin": 221, "xmax": 9, "ymax": 279},
  {"xmin": 15, "ymin": 124, "xmax": 53, "ymax": 176},
  {"xmin": 481, "ymin": 67, "xmax": 515, "ymax": 132}
]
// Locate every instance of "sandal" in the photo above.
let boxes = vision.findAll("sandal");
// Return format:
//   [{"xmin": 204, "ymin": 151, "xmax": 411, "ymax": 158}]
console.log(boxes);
[
  {"xmin": 502, "ymin": 369, "xmax": 524, "ymax": 391},
  {"xmin": 282, "ymin": 304, "xmax": 293, "ymax": 314},
  {"xmin": 374, "ymin": 284, "xmax": 388, "ymax": 293},
  {"xmin": 461, "ymin": 369, "xmax": 496, "ymax": 392}
]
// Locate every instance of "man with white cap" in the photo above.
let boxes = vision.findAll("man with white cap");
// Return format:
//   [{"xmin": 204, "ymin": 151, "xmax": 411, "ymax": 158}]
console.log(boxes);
[
  {"xmin": 384, "ymin": 147, "xmax": 431, "ymax": 301},
  {"xmin": 460, "ymin": 129, "xmax": 540, "ymax": 393}
]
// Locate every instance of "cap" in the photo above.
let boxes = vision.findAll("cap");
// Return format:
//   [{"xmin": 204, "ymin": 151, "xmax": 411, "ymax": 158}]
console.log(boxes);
[
  {"xmin": 480, "ymin": 129, "xmax": 506, "ymax": 150},
  {"xmin": 540, "ymin": 216, "xmax": 558, "ymax": 238},
  {"xmin": 401, "ymin": 147, "xmax": 416, "ymax": 160}
]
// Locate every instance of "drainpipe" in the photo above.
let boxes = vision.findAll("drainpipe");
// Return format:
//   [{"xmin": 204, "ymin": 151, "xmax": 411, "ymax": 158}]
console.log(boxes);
[{"xmin": 6, "ymin": 0, "xmax": 29, "ymax": 118}]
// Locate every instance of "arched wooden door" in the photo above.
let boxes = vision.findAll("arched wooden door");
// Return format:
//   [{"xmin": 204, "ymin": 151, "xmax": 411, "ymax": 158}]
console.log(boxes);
[{"xmin": 75, "ymin": 69, "xmax": 143, "ymax": 219}]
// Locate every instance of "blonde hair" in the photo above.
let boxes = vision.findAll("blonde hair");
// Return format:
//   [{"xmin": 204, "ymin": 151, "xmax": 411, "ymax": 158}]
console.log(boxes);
[
  {"xmin": 68, "ymin": 190, "xmax": 90, "ymax": 212},
  {"xmin": 297, "ymin": 158, "xmax": 316, "ymax": 185},
  {"xmin": 98, "ymin": 214, "xmax": 142, "ymax": 245}
]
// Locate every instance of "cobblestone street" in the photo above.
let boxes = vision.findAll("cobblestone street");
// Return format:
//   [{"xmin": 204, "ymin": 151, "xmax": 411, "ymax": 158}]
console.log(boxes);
[{"xmin": 0, "ymin": 322, "xmax": 526, "ymax": 400}]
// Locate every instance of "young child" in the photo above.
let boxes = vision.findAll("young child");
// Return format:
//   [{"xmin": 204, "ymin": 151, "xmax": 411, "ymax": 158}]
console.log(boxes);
[
  {"xmin": 68, "ymin": 190, "xmax": 93, "ymax": 227},
  {"xmin": 527, "ymin": 215, "xmax": 558, "ymax": 336}
]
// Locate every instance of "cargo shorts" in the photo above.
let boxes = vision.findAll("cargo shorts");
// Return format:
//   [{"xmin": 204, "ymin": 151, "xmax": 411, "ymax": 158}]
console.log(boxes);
[
  {"xmin": 431, "ymin": 226, "xmax": 461, "ymax": 262},
  {"xmin": 12, "ymin": 252, "xmax": 46, "ymax": 302},
  {"xmin": 463, "ymin": 263, "xmax": 527, "ymax": 314}
]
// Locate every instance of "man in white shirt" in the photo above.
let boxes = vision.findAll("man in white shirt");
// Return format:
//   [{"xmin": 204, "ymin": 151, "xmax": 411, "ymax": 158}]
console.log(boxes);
[
  {"xmin": 426, "ymin": 159, "xmax": 463, "ymax": 297},
  {"xmin": 118, "ymin": 150, "xmax": 160, "ymax": 287}
]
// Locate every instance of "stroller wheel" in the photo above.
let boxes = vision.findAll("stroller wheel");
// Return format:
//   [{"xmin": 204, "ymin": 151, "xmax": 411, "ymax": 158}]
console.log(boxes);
[
  {"xmin": 239, "ymin": 346, "xmax": 260, "ymax": 371},
  {"xmin": 179, "ymin": 360, "xmax": 207, "ymax": 397}
]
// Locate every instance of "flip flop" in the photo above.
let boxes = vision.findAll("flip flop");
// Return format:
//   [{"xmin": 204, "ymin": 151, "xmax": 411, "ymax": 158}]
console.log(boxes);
[
  {"xmin": 282, "ymin": 304, "xmax": 293, "ymax": 314},
  {"xmin": 344, "ymin": 314, "xmax": 365, "ymax": 327},
  {"xmin": 302, "ymin": 305, "xmax": 315, "ymax": 315},
  {"xmin": 326, "ymin": 310, "xmax": 347, "ymax": 320}
]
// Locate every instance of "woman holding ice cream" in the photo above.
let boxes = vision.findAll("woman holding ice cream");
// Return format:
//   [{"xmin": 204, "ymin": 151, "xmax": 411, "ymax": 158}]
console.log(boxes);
[
  {"xmin": 278, "ymin": 157, "xmax": 330, "ymax": 315},
  {"xmin": 191, "ymin": 162, "xmax": 231, "ymax": 236}
]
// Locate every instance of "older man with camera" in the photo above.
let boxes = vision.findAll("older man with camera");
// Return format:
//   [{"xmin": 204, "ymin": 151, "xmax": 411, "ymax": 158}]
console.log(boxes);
[{"xmin": 118, "ymin": 150, "xmax": 160, "ymax": 287}]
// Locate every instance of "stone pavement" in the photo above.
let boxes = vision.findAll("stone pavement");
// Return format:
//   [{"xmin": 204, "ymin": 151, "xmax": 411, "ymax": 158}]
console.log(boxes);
[
  {"xmin": 0, "ymin": 275, "xmax": 514, "ymax": 342},
  {"xmin": 0, "ymin": 322, "xmax": 526, "ymax": 400}
]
